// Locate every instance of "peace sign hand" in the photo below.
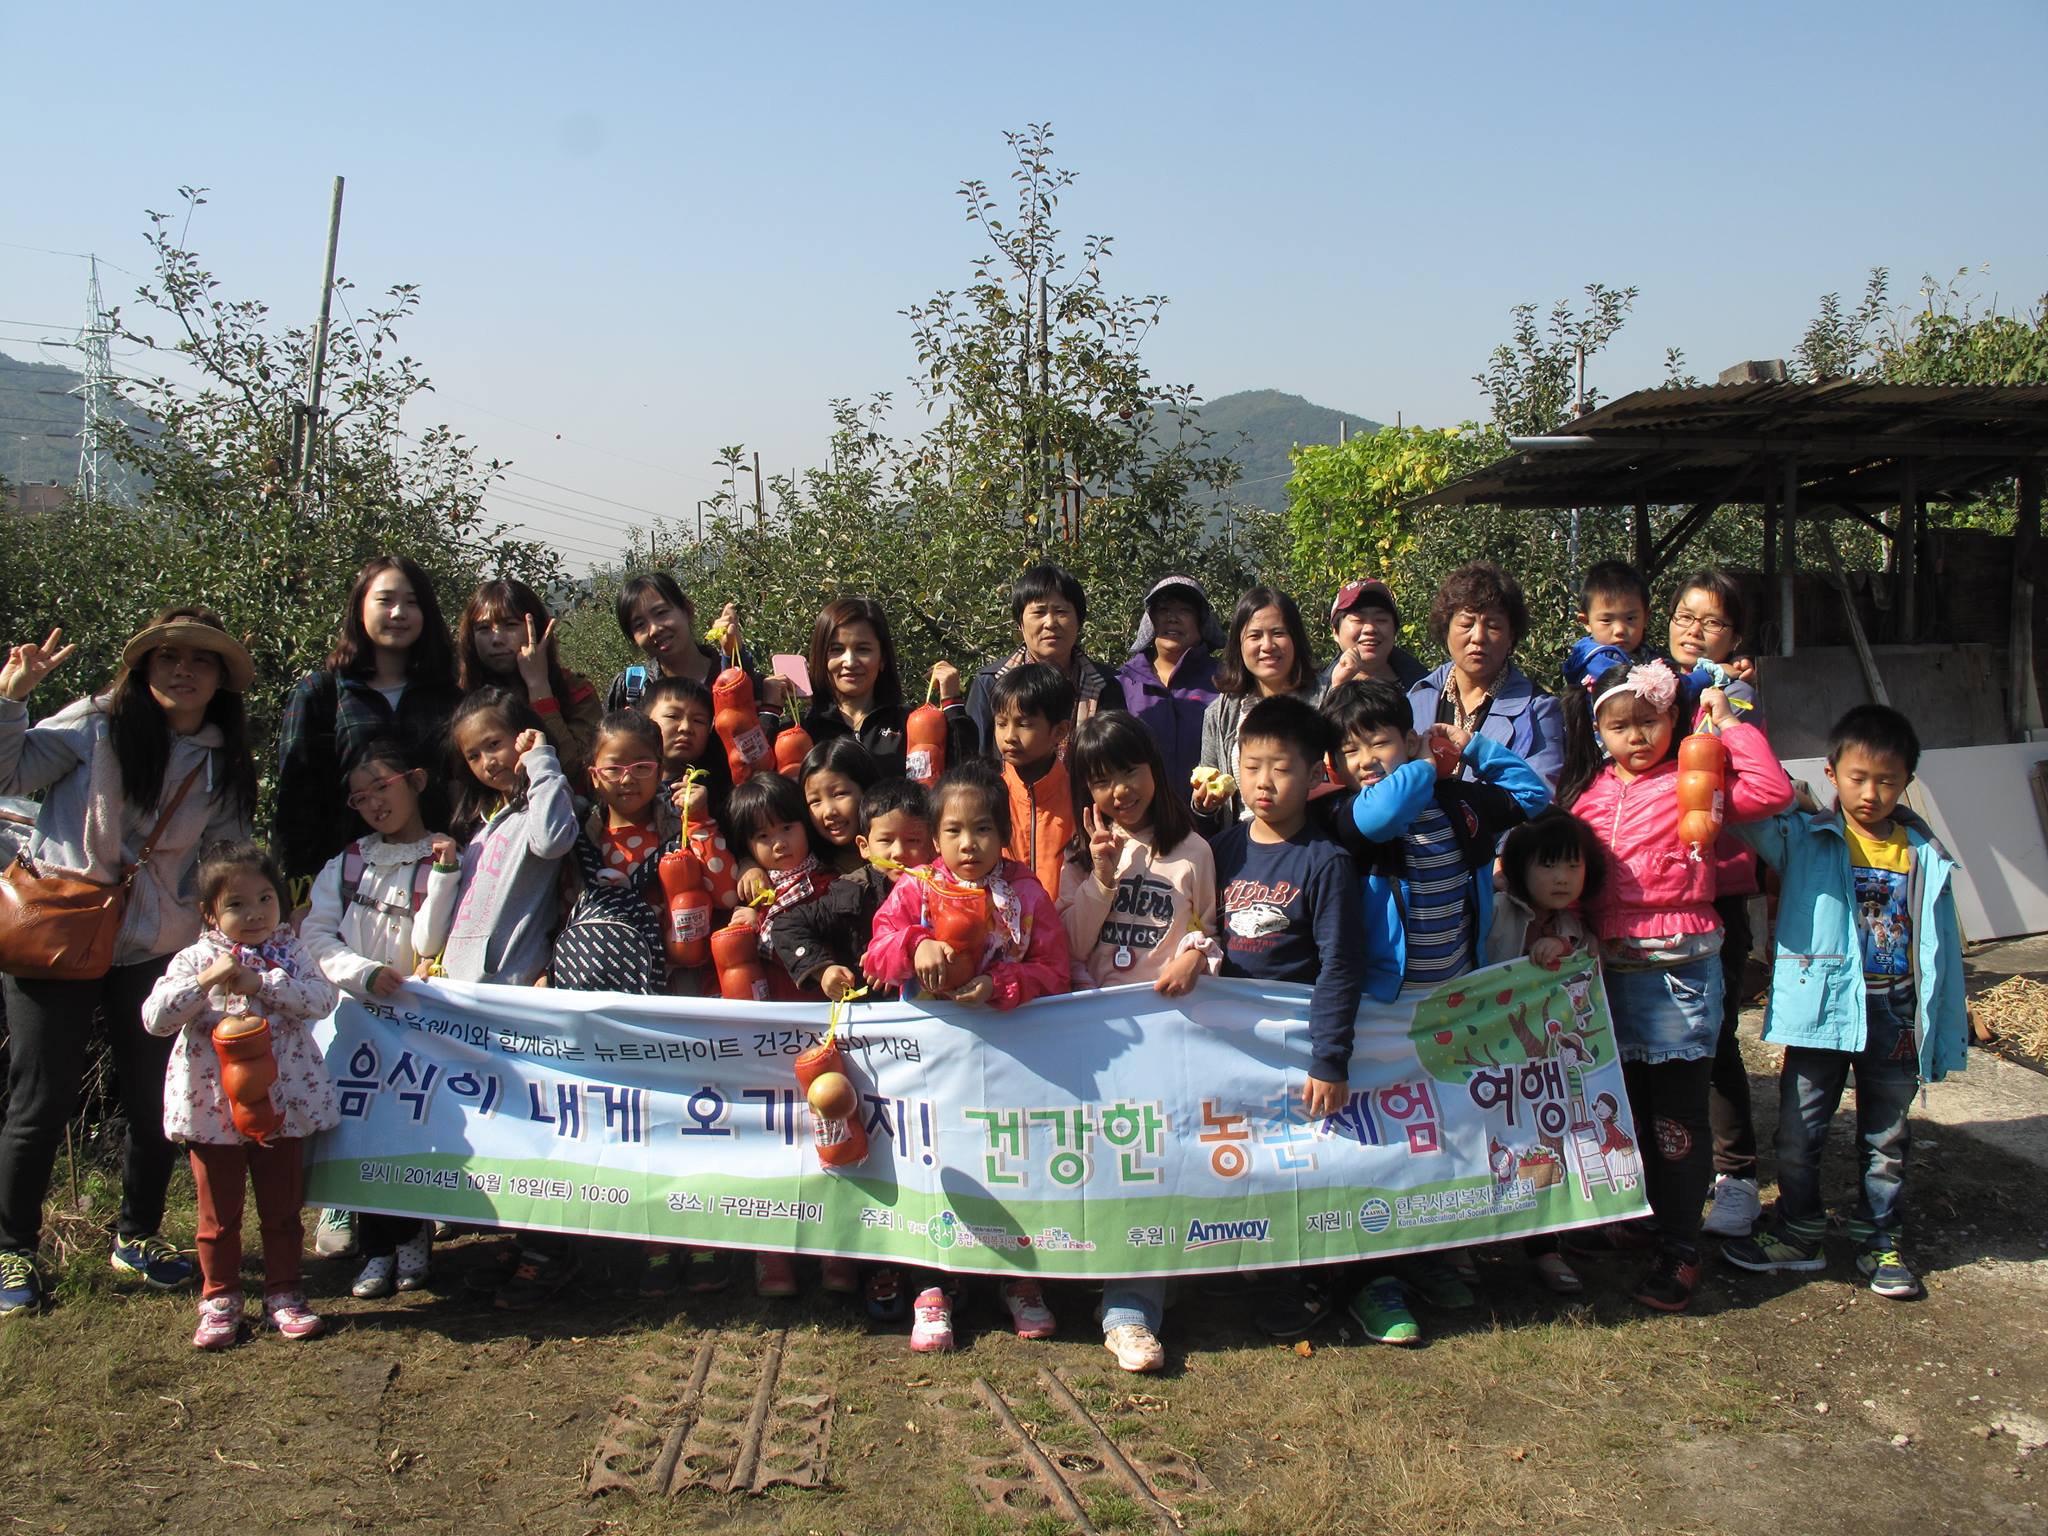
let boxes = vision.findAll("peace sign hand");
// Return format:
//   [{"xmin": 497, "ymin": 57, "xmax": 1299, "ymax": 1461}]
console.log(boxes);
[
  {"xmin": 1, "ymin": 629, "xmax": 77, "ymax": 703},
  {"xmin": 1084, "ymin": 806, "xmax": 1122, "ymax": 889},
  {"xmin": 516, "ymin": 613, "xmax": 556, "ymax": 698}
]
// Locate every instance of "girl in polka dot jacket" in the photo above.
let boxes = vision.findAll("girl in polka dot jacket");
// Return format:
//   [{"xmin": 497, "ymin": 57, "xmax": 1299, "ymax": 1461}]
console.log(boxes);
[{"xmin": 551, "ymin": 711, "xmax": 682, "ymax": 993}]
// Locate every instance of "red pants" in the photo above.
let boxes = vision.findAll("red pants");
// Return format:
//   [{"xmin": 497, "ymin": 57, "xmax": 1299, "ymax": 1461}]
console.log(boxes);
[{"xmin": 188, "ymin": 1137, "xmax": 305, "ymax": 1301}]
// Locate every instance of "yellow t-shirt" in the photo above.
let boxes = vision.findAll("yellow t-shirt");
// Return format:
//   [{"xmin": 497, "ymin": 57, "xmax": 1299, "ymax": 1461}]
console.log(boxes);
[{"xmin": 1843, "ymin": 820, "xmax": 1912, "ymax": 977}]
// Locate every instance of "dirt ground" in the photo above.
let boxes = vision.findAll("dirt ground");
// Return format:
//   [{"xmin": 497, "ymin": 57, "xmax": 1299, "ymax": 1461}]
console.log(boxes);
[{"xmin": 4, "ymin": 955, "xmax": 2047, "ymax": 1536}]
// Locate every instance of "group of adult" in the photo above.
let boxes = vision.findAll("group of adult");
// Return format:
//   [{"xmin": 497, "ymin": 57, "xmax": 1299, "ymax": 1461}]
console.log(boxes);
[{"xmin": 0, "ymin": 548, "xmax": 1758, "ymax": 1311}]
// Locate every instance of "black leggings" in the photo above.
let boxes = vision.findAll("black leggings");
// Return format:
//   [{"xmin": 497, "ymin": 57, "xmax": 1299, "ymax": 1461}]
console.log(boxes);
[
  {"xmin": 1622, "ymin": 1056, "xmax": 1715, "ymax": 1254},
  {"xmin": 0, "ymin": 957, "xmax": 177, "ymax": 1252},
  {"xmin": 1708, "ymin": 894, "xmax": 1758, "ymax": 1179}
]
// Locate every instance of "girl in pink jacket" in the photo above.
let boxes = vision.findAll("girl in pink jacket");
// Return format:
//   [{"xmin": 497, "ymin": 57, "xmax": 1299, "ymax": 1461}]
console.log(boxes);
[
  {"xmin": 1558, "ymin": 658, "xmax": 1792, "ymax": 1315},
  {"xmin": 862, "ymin": 761, "xmax": 1070, "ymax": 1347}
]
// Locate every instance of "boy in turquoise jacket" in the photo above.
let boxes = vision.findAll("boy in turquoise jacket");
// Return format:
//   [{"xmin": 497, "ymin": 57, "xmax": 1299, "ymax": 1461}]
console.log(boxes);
[{"xmin": 1721, "ymin": 705, "xmax": 1965, "ymax": 1300}]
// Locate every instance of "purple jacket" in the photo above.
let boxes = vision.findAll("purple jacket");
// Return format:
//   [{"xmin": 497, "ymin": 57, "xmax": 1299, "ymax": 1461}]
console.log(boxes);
[{"xmin": 1117, "ymin": 648, "xmax": 1220, "ymax": 795}]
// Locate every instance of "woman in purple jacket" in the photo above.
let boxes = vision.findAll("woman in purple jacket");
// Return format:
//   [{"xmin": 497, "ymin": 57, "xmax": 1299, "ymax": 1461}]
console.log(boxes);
[{"xmin": 1115, "ymin": 576, "xmax": 1224, "ymax": 800}]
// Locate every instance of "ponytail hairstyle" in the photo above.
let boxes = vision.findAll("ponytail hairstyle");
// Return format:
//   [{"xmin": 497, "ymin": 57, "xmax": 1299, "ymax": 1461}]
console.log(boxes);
[
  {"xmin": 446, "ymin": 685, "xmax": 546, "ymax": 839},
  {"xmin": 1557, "ymin": 659, "xmax": 1683, "ymax": 809},
  {"xmin": 326, "ymin": 554, "xmax": 457, "ymax": 689},
  {"xmin": 930, "ymin": 760, "xmax": 1011, "ymax": 847},
  {"xmin": 457, "ymin": 577, "xmax": 572, "ymax": 700},
  {"xmin": 1067, "ymin": 709, "xmax": 1193, "ymax": 866},
  {"xmin": 105, "ymin": 605, "xmax": 258, "ymax": 824}
]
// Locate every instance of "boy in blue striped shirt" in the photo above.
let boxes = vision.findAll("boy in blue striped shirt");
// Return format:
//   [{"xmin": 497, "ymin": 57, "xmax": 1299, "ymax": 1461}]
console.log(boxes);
[{"xmin": 1315, "ymin": 679, "xmax": 1552, "ymax": 1343}]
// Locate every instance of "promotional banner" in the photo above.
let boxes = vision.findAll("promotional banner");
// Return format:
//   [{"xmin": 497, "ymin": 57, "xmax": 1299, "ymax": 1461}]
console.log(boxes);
[{"xmin": 305, "ymin": 956, "xmax": 1649, "ymax": 1278}]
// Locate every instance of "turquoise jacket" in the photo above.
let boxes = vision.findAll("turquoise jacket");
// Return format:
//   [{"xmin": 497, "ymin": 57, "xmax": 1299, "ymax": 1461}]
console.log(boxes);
[{"xmin": 1733, "ymin": 804, "xmax": 1967, "ymax": 1083}]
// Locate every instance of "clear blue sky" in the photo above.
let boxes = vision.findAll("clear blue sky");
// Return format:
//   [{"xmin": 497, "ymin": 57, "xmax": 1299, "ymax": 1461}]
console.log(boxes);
[{"xmin": 5, "ymin": 1, "xmax": 2044, "ymax": 570}]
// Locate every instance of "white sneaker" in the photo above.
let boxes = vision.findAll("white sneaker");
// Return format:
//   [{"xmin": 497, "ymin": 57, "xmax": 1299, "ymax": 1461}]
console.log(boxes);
[
  {"xmin": 351, "ymin": 1255, "xmax": 396, "ymax": 1299},
  {"xmin": 909, "ymin": 1287, "xmax": 955, "ymax": 1352},
  {"xmin": 314, "ymin": 1208, "xmax": 359, "ymax": 1259},
  {"xmin": 395, "ymin": 1228, "xmax": 432, "ymax": 1292},
  {"xmin": 1103, "ymin": 1323, "xmax": 1164, "ymax": 1373},
  {"xmin": 1702, "ymin": 1176, "xmax": 1761, "ymax": 1238}
]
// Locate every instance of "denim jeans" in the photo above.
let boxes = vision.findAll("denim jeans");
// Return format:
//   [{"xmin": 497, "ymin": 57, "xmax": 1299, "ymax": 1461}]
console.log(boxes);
[
  {"xmin": 1605, "ymin": 953, "xmax": 1723, "ymax": 1065},
  {"xmin": 1102, "ymin": 1278, "xmax": 1166, "ymax": 1333},
  {"xmin": 1774, "ymin": 983, "xmax": 1919, "ymax": 1244}
]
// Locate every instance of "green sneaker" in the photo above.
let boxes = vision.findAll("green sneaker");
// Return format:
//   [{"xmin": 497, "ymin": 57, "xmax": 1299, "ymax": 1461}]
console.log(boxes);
[
  {"xmin": 1720, "ymin": 1226, "xmax": 1826, "ymax": 1274},
  {"xmin": 1347, "ymin": 1275, "xmax": 1422, "ymax": 1346},
  {"xmin": 1856, "ymin": 1245, "xmax": 1922, "ymax": 1300},
  {"xmin": 1399, "ymin": 1255, "xmax": 1477, "ymax": 1310}
]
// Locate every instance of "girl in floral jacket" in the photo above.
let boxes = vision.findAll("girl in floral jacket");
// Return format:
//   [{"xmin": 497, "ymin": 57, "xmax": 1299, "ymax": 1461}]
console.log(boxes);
[{"xmin": 143, "ymin": 842, "xmax": 340, "ymax": 1350}]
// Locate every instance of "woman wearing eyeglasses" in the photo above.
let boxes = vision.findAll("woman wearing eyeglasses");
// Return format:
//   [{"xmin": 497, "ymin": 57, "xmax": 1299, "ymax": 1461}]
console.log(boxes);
[{"xmin": 1666, "ymin": 568, "xmax": 1771, "ymax": 1244}]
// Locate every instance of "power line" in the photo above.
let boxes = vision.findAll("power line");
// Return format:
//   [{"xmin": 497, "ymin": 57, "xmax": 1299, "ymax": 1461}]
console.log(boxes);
[
  {"xmin": 488, "ymin": 484, "xmax": 647, "ymax": 535},
  {"xmin": 439, "ymin": 393, "xmax": 721, "ymax": 488},
  {"xmin": 501, "ymin": 469, "xmax": 663, "ymax": 518}
]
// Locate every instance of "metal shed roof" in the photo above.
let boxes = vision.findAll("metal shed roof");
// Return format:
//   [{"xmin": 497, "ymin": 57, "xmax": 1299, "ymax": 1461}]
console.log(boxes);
[{"xmin": 1415, "ymin": 380, "xmax": 2048, "ymax": 512}]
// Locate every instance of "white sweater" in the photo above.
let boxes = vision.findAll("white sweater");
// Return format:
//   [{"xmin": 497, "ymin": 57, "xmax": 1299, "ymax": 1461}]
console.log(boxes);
[{"xmin": 299, "ymin": 835, "xmax": 462, "ymax": 1000}]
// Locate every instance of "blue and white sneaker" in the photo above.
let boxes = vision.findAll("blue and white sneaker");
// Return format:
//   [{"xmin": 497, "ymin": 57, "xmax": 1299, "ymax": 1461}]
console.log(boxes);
[
  {"xmin": 110, "ymin": 1234, "xmax": 196, "ymax": 1289},
  {"xmin": 0, "ymin": 1248, "xmax": 43, "ymax": 1316}
]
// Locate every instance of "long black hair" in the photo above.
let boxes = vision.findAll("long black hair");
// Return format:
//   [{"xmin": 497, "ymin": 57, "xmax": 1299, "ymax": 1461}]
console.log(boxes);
[
  {"xmin": 1067, "ymin": 710, "xmax": 1195, "ymax": 865},
  {"xmin": 106, "ymin": 605, "xmax": 257, "ymax": 824},
  {"xmin": 1213, "ymin": 586, "xmax": 1315, "ymax": 697},
  {"xmin": 326, "ymin": 554, "xmax": 457, "ymax": 688},
  {"xmin": 800, "ymin": 735, "xmax": 881, "ymax": 797},
  {"xmin": 446, "ymin": 686, "xmax": 546, "ymax": 838}
]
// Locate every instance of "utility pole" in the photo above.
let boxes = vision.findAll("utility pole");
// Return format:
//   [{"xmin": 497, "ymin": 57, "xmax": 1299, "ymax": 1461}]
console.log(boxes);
[
  {"xmin": 294, "ymin": 176, "xmax": 346, "ymax": 507},
  {"xmin": 72, "ymin": 256, "xmax": 114, "ymax": 504}
]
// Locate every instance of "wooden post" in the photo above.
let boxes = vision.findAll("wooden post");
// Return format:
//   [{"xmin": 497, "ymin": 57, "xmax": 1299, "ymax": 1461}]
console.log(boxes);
[
  {"xmin": 1778, "ymin": 461, "xmax": 1798, "ymax": 658},
  {"xmin": 1898, "ymin": 459, "xmax": 1919, "ymax": 643},
  {"xmin": 1761, "ymin": 481, "xmax": 1779, "ymax": 649},
  {"xmin": 1633, "ymin": 502, "xmax": 1651, "ymax": 574},
  {"xmin": 2012, "ymin": 463, "xmax": 2043, "ymax": 740}
]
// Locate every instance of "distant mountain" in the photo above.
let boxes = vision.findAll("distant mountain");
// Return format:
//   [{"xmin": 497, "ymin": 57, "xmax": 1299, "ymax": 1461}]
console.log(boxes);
[
  {"xmin": 1192, "ymin": 389, "xmax": 1382, "ymax": 516},
  {"xmin": 0, "ymin": 350, "xmax": 152, "ymax": 499}
]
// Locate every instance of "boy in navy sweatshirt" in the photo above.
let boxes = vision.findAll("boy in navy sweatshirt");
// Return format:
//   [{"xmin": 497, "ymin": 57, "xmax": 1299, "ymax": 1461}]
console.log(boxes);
[{"xmin": 1210, "ymin": 696, "xmax": 1365, "ymax": 1340}]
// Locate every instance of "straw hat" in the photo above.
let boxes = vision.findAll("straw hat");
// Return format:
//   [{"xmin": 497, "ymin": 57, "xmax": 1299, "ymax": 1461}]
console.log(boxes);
[{"xmin": 120, "ymin": 618, "xmax": 255, "ymax": 693}]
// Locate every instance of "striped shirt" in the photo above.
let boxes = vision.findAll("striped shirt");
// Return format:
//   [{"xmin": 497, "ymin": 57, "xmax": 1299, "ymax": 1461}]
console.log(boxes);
[{"xmin": 1402, "ymin": 802, "xmax": 1472, "ymax": 984}]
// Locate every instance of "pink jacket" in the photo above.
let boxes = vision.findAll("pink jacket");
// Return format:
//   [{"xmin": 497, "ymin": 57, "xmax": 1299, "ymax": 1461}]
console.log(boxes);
[
  {"xmin": 863, "ymin": 856, "xmax": 1071, "ymax": 1011},
  {"xmin": 1572, "ymin": 719, "xmax": 1793, "ymax": 944}
]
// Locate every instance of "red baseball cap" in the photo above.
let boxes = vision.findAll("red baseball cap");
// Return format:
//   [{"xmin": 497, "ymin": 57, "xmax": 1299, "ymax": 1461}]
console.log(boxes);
[{"xmin": 1330, "ymin": 579, "xmax": 1398, "ymax": 627}]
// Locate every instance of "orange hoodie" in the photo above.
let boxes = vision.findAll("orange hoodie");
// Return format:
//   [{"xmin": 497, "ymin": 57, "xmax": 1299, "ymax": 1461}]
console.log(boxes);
[{"xmin": 1002, "ymin": 756, "xmax": 1077, "ymax": 900}]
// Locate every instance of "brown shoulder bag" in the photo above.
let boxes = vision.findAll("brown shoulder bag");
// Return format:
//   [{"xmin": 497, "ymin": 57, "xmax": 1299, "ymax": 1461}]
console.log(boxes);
[{"xmin": 0, "ymin": 765, "xmax": 205, "ymax": 982}]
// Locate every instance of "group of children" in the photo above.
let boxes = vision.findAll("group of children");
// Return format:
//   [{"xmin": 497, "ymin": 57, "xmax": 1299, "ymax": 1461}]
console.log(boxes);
[{"xmin": 137, "ymin": 560, "xmax": 1969, "ymax": 1373}]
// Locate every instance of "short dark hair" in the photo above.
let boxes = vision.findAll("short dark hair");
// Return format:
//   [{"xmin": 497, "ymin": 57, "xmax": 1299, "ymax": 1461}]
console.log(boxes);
[
  {"xmin": 859, "ymin": 776, "xmax": 933, "ymax": 836},
  {"xmin": 1672, "ymin": 567, "xmax": 1747, "ymax": 643},
  {"xmin": 1237, "ymin": 693, "xmax": 1331, "ymax": 768},
  {"xmin": 1011, "ymin": 562, "xmax": 1087, "ymax": 627},
  {"xmin": 724, "ymin": 770, "xmax": 813, "ymax": 853},
  {"xmin": 1428, "ymin": 562, "xmax": 1528, "ymax": 649},
  {"xmin": 1500, "ymin": 808, "xmax": 1608, "ymax": 909},
  {"xmin": 800, "ymin": 735, "xmax": 881, "ymax": 794},
  {"xmin": 1827, "ymin": 704, "xmax": 1920, "ymax": 776},
  {"xmin": 195, "ymin": 838, "xmax": 291, "ymax": 919},
  {"xmin": 639, "ymin": 674, "xmax": 712, "ymax": 716},
  {"xmin": 1068, "ymin": 710, "xmax": 1195, "ymax": 861},
  {"xmin": 1321, "ymin": 679, "xmax": 1414, "ymax": 741},
  {"xmin": 989, "ymin": 663, "xmax": 1076, "ymax": 728},
  {"xmin": 1579, "ymin": 560, "xmax": 1650, "ymax": 613},
  {"xmin": 931, "ymin": 760, "xmax": 1011, "ymax": 845},
  {"xmin": 1214, "ymin": 586, "xmax": 1316, "ymax": 696},
  {"xmin": 613, "ymin": 572, "xmax": 695, "ymax": 647},
  {"xmin": 593, "ymin": 708, "xmax": 662, "ymax": 758}
]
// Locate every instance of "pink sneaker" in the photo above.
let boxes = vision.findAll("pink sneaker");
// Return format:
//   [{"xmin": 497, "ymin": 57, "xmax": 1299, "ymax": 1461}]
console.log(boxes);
[
  {"xmin": 1000, "ymin": 1278, "xmax": 1057, "ymax": 1340},
  {"xmin": 909, "ymin": 1286, "xmax": 955, "ymax": 1352},
  {"xmin": 192, "ymin": 1294, "xmax": 242, "ymax": 1350},
  {"xmin": 820, "ymin": 1256, "xmax": 860, "ymax": 1293},
  {"xmin": 755, "ymin": 1253, "xmax": 798, "ymax": 1297},
  {"xmin": 263, "ymin": 1290, "xmax": 324, "ymax": 1340}
]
